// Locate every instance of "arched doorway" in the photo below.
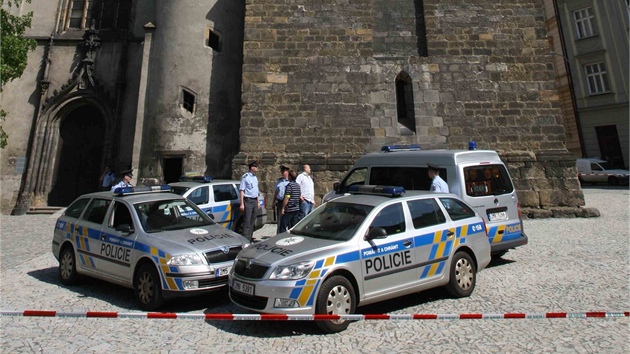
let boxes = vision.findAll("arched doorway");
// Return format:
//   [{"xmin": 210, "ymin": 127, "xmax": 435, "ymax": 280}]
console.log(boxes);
[{"xmin": 48, "ymin": 105, "xmax": 105, "ymax": 206}]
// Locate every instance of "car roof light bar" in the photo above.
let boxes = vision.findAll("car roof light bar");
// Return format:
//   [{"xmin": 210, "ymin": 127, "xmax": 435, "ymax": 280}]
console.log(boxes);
[
  {"xmin": 178, "ymin": 175, "xmax": 213, "ymax": 183},
  {"xmin": 381, "ymin": 144, "xmax": 421, "ymax": 152},
  {"xmin": 114, "ymin": 185, "xmax": 172, "ymax": 196},
  {"xmin": 348, "ymin": 185, "xmax": 405, "ymax": 197}
]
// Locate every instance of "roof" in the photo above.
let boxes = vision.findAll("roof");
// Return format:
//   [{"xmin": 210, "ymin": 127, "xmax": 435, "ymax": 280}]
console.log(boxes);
[
  {"xmin": 356, "ymin": 149, "xmax": 502, "ymax": 167},
  {"xmin": 331, "ymin": 190, "xmax": 458, "ymax": 207}
]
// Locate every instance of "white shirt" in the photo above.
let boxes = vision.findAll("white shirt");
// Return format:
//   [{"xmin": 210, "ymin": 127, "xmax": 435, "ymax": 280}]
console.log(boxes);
[
  {"xmin": 430, "ymin": 175, "xmax": 449, "ymax": 193},
  {"xmin": 295, "ymin": 172, "xmax": 314, "ymax": 203}
]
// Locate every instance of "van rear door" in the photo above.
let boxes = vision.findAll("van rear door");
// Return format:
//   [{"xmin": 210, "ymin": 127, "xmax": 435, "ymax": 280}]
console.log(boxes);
[{"xmin": 461, "ymin": 164, "xmax": 527, "ymax": 255}]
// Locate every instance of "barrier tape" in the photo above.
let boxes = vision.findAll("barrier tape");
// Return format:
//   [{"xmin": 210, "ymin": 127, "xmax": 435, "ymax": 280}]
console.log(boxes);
[{"xmin": 1, "ymin": 310, "xmax": 628, "ymax": 321}]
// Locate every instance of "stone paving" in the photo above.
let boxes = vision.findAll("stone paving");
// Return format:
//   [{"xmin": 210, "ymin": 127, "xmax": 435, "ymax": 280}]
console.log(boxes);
[{"xmin": 0, "ymin": 186, "xmax": 628, "ymax": 353}]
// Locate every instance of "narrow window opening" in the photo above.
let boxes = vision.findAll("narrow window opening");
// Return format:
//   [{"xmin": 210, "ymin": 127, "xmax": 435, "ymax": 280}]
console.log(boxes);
[
  {"xmin": 182, "ymin": 89, "xmax": 196, "ymax": 114},
  {"xmin": 414, "ymin": 0, "xmax": 428, "ymax": 57},
  {"xmin": 206, "ymin": 27, "xmax": 222, "ymax": 52},
  {"xmin": 395, "ymin": 72, "xmax": 416, "ymax": 135}
]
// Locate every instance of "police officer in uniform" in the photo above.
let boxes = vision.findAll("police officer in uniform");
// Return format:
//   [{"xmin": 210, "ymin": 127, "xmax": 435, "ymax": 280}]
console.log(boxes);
[
  {"xmin": 111, "ymin": 169, "xmax": 134, "ymax": 191},
  {"xmin": 239, "ymin": 161, "xmax": 260, "ymax": 241},
  {"xmin": 272, "ymin": 165, "xmax": 290, "ymax": 234},
  {"xmin": 427, "ymin": 163, "xmax": 449, "ymax": 193}
]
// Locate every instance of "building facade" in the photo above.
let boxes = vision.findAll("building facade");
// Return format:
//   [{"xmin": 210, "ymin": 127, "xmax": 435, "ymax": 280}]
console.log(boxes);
[
  {"xmin": 1, "ymin": 0, "xmax": 586, "ymax": 215},
  {"xmin": 547, "ymin": 0, "xmax": 629, "ymax": 168}
]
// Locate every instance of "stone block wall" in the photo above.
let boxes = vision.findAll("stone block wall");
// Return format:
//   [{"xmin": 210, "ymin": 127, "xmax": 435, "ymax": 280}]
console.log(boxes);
[{"xmin": 235, "ymin": 0, "xmax": 586, "ymax": 215}]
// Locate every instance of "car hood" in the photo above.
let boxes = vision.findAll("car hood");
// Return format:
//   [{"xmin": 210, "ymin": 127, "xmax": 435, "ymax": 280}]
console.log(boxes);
[
  {"xmin": 237, "ymin": 232, "xmax": 346, "ymax": 265},
  {"xmin": 148, "ymin": 224, "xmax": 249, "ymax": 254}
]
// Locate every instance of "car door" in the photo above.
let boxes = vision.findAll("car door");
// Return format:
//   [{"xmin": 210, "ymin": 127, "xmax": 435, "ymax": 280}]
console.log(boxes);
[
  {"xmin": 211, "ymin": 183, "xmax": 240, "ymax": 230},
  {"xmin": 359, "ymin": 202, "xmax": 417, "ymax": 298},
  {"xmin": 74, "ymin": 198, "xmax": 111, "ymax": 275},
  {"xmin": 406, "ymin": 197, "xmax": 453, "ymax": 283},
  {"xmin": 186, "ymin": 185, "xmax": 211, "ymax": 213},
  {"xmin": 98, "ymin": 201, "xmax": 137, "ymax": 282}
]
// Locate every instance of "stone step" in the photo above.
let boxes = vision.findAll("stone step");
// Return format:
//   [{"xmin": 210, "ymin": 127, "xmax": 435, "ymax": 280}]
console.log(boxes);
[{"xmin": 26, "ymin": 207, "xmax": 63, "ymax": 215}]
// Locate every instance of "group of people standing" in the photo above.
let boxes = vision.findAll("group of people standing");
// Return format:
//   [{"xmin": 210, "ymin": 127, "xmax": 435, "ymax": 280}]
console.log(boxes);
[{"xmin": 239, "ymin": 161, "xmax": 316, "ymax": 241}]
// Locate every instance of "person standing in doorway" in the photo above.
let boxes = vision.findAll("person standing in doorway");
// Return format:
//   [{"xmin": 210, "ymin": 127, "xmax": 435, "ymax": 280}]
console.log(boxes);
[
  {"xmin": 280, "ymin": 170, "xmax": 301, "ymax": 233},
  {"xmin": 111, "ymin": 169, "xmax": 134, "ymax": 191},
  {"xmin": 296, "ymin": 164, "xmax": 315, "ymax": 219},
  {"xmin": 239, "ymin": 161, "xmax": 260, "ymax": 242},
  {"xmin": 272, "ymin": 165, "xmax": 290, "ymax": 234},
  {"xmin": 99, "ymin": 166, "xmax": 116, "ymax": 191},
  {"xmin": 427, "ymin": 163, "xmax": 449, "ymax": 193}
]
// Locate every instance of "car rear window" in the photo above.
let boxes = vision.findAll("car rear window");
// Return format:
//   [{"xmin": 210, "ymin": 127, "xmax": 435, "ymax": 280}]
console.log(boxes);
[
  {"xmin": 64, "ymin": 198, "xmax": 90, "ymax": 219},
  {"xmin": 463, "ymin": 164, "xmax": 513, "ymax": 197}
]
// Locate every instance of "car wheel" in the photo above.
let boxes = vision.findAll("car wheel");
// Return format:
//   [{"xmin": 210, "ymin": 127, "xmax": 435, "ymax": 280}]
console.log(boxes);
[
  {"xmin": 446, "ymin": 251, "xmax": 476, "ymax": 298},
  {"xmin": 59, "ymin": 246, "xmax": 79, "ymax": 285},
  {"xmin": 315, "ymin": 275, "xmax": 356, "ymax": 333},
  {"xmin": 608, "ymin": 176, "xmax": 619, "ymax": 186},
  {"xmin": 134, "ymin": 263, "xmax": 164, "ymax": 311}
]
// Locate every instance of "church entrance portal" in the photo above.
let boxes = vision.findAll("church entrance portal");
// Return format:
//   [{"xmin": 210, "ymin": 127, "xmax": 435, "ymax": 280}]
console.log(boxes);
[{"xmin": 48, "ymin": 106, "xmax": 105, "ymax": 206}]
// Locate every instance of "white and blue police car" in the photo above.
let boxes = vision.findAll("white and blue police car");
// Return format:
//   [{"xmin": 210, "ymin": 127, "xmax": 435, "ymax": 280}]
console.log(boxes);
[
  {"xmin": 169, "ymin": 176, "xmax": 267, "ymax": 235},
  {"xmin": 52, "ymin": 185, "xmax": 250, "ymax": 310},
  {"xmin": 229, "ymin": 185, "xmax": 491, "ymax": 333}
]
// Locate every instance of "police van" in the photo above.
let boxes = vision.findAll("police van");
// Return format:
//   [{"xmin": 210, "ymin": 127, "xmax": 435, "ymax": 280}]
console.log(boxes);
[
  {"xmin": 322, "ymin": 145, "xmax": 528, "ymax": 257},
  {"xmin": 169, "ymin": 176, "xmax": 267, "ymax": 234}
]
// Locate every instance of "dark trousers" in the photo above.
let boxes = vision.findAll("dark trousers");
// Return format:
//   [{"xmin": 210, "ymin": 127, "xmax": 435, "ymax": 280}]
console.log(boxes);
[
  {"xmin": 242, "ymin": 198, "xmax": 257, "ymax": 241},
  {"xmin": 275, "ymin": 200, "xmax": 284, "ymax": 234},
  {"xmin": 279, "ymin": 210, "xmax": 300, "ymax": 234}
]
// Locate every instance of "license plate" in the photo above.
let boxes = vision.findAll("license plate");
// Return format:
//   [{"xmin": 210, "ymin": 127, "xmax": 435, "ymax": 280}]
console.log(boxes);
[
  {"xmin": 488, "ymin": 211, "xmax": 508, "ymax": 221},
  {"xmin": 232, "ymin": 280, "xmax": 254, "ymax": 295},
  {"xmin": 215, "ymin": 266, "xmax": 231, "ymax": 277}
]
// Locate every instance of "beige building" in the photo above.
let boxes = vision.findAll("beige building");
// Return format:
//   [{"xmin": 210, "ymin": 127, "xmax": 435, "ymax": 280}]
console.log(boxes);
[{"xmin": 544, "ymin": 0, "xmax": 629, "ymax": 168}]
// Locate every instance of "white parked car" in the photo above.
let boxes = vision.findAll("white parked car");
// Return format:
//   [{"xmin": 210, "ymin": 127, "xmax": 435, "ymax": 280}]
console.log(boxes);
[{"xmin": 577, "ymin": 158, "xmax": 629, "ymax": 186}]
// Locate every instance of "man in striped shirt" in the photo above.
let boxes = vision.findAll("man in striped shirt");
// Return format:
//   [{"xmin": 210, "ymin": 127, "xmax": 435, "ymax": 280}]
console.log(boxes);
[{"xmin": 279, "ymin": 170, "xmax": 301, "ymax": 233}]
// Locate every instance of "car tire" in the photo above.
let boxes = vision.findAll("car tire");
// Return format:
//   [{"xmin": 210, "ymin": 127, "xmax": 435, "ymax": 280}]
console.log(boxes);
[
  {"xmin": 134, "ymin": 263, "xmax": 164, "ymax": 311},
  {"xmin": 608, "ymin": 176, "xmax": 619, "ymax": 186},
  {"xmin": 59, "ymin": 246, "xmax": 79, "ymax": 285},
  {"xmin": 315, "ymin": 275, "xmax": 356, "ymax": 333},
  {"xmin": 446, "ymin": 251, "xmax": 476, "ymax": 298}
]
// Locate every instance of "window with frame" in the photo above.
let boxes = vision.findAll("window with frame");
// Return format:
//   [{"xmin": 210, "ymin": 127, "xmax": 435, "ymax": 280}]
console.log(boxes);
[
  {"xmin": 110, "ymin": 202, "xmax": 134, "ymax": 229},
  {"xmin": 407, "ymin": 198, "xmax": 446, "ymax": 229},
  {"xmin": 438, "ymin": 197, "xmax": 475, "ymax": 221},
  {"xmin": 573, "ymin": 7, "xmax": 595, "ymax": 39},
  {"xmin": 369, "ymin": 203, "xmax": 406, "ymax": 236},
  {"xmin": 189, "ymin": 187, "xmax": 210, "ymax": 205},
  {"xmin": 206, "ymin": 27, "xmax": 222, "ymax": 52},
  {"xmin": 584, "ymin": 63, "xmax": 611, "ymax": 95},
  {"xmin": 64, "ymin": 0, "xmax": 131, "ymax": 31},
  {"xmin": 213, "ymin": 185, "xmax": 238, "ymax": 202},
  {"xmin": 395, "ymin": 71, "xmax": 416, "ymax": 135},
  {"xmin": 464, "ymin": 164, "xmax": 514, "ymax": 197},
  {"xmin": 181, "ymin": 89, "xmax": 196, "ymax": 114},
  {"xmin": 64, "ymin": 198, "xmax": 91, "ymax": 218}
]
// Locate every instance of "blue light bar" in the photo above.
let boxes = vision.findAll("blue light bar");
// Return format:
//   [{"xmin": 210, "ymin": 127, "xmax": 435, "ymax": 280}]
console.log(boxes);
[
  {"xmin": 179, "ymin": 175, "xmax": 213, "ymax": 183},
  {"xmin": 348, "ymin": 185, "xmax": 405, "ymax": 197},
  {"xmin": 114, "ymin": 185, "xmax": 171, "ymax": 196},
  {"xmin": 381, "ymin": 145, "xmax": 421, "ymax": 152}
]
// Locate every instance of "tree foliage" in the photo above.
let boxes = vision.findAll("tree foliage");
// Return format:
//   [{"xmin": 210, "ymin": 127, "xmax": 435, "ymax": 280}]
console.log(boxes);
[{"xmin": 1, "ymin": 0, "xmax": 37, "ymax": 148}]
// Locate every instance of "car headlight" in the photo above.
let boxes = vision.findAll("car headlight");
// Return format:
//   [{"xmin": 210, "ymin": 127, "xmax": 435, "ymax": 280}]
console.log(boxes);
[
  {"xmin": 269, "ymin": 261, "xmax": 315, "ymax": 280},
  {"xmin": 167, "ymin": 254, "xmax": 204, "ymax": 266}
]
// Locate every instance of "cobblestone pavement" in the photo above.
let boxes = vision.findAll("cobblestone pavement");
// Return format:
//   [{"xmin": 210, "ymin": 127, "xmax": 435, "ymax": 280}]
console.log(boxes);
[{"xmin": 1, "ymin": 186, "xmax": 628, "ymax": 353}]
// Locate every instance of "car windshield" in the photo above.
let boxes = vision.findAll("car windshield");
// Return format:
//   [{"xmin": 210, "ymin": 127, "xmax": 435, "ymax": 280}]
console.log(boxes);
[
  {"xmin": 291, "ymin": 201, "xmax": 373, "ymax": 241},
  {"xmin": 169, "ymin": 186, "xmax": 190, "ymax": 196},
  {"xmin": 134, "ymin": 199, "xmax": 214, "ymax": 233}
]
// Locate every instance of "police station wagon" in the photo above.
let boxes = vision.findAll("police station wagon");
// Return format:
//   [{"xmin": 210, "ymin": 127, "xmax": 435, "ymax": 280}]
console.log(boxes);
[
  {"xmin": 169, "ymin": 176, "xmax": 267, "ymax": 234},
  {"xmin": 229, "ymin": 185, "xmax": 491, "ymax": 333},
  {"xmin": 51, "ymin": 186, "xmax": 250, "ymax": 310}
]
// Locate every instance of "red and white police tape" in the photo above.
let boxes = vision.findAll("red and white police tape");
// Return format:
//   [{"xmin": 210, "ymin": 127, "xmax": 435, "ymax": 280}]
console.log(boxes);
[{"xmin": 1, "ymin": 310, "xmax": 628, "ymax": 321}]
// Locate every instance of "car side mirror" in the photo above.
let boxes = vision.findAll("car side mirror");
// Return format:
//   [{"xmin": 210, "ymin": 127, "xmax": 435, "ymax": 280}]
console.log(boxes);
[
  {"xmin": 116, "ymin": 224, "xmax": 133, "ymax": 234},
  {"xmin": 333, "ymin": 182, "xmax": 340, "ymax": 192},
  {"xmin": 207, "ymin": 213, "xmax": 215, "ymax": 220},
  {"xmin": 364, "ymin": 227, "xmax": 387, "ymax": 241}
]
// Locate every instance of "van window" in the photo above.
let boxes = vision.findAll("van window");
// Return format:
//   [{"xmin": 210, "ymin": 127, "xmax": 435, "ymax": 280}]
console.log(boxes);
[
  {"xmin": 370, "ymin": 166, "xmax": 445, "ymax": 191},
  {"xmin": 339, "ymin": 167, "xmax": 367, "ymax": 193},
  {"xmin": 464, "ymin": 164, "xmax": 513, "ymax": 197},
  {"xmin": 590, "ymin": 163, "xmax": 604, "ymax": 171}
]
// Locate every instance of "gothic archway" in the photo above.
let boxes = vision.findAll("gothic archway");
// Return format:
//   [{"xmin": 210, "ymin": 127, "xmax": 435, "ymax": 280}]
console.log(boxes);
[{"xmin": 48, "ymin": 105, "xmax": 106, "ymax": 206}]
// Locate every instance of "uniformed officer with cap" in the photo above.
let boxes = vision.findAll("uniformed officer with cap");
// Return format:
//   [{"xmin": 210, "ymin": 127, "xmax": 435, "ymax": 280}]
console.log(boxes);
[
  {"xmin": 239, "ymin": 160, "xmax": 260, "ymax": 241},
  {"xmin": 272, "ymin": 165, "xmax": 290, "ymax": 234},
  {"xmin": 110, "ymin": 169, "xmax": 134, "ymax": 191},
  {"xmin": 427, "ymin": 163, "xmax": 449, "ymax": 193}
]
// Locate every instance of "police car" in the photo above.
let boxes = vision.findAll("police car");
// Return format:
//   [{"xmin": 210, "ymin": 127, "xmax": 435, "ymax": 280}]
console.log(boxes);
[
  {"xmin": 229, "ymin": 185, "xmax": 491, "ymax": 333},
  {"xmin": 51, "ymin": 186, "xmax": 250, "ymax": 310},
  {"xmin": 169, "ymin": 176, "xmax": 267, "ymax": 234}
]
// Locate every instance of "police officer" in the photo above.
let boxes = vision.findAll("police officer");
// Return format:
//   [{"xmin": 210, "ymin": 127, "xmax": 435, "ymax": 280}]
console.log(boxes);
[
  {"xmin": 272, "ymin": 165, "xmax": 290, "ymax": 234},
  {"xmin": 427, "ymin": 163, "xmax": 449, "ymax": 193},
  {"xmin": 239, "ymin": 161, "xmax": 260, "ymax": 241},
  {"xmin": 111, "ymin": 169, "xmax": 133, "ymax": 191}
]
